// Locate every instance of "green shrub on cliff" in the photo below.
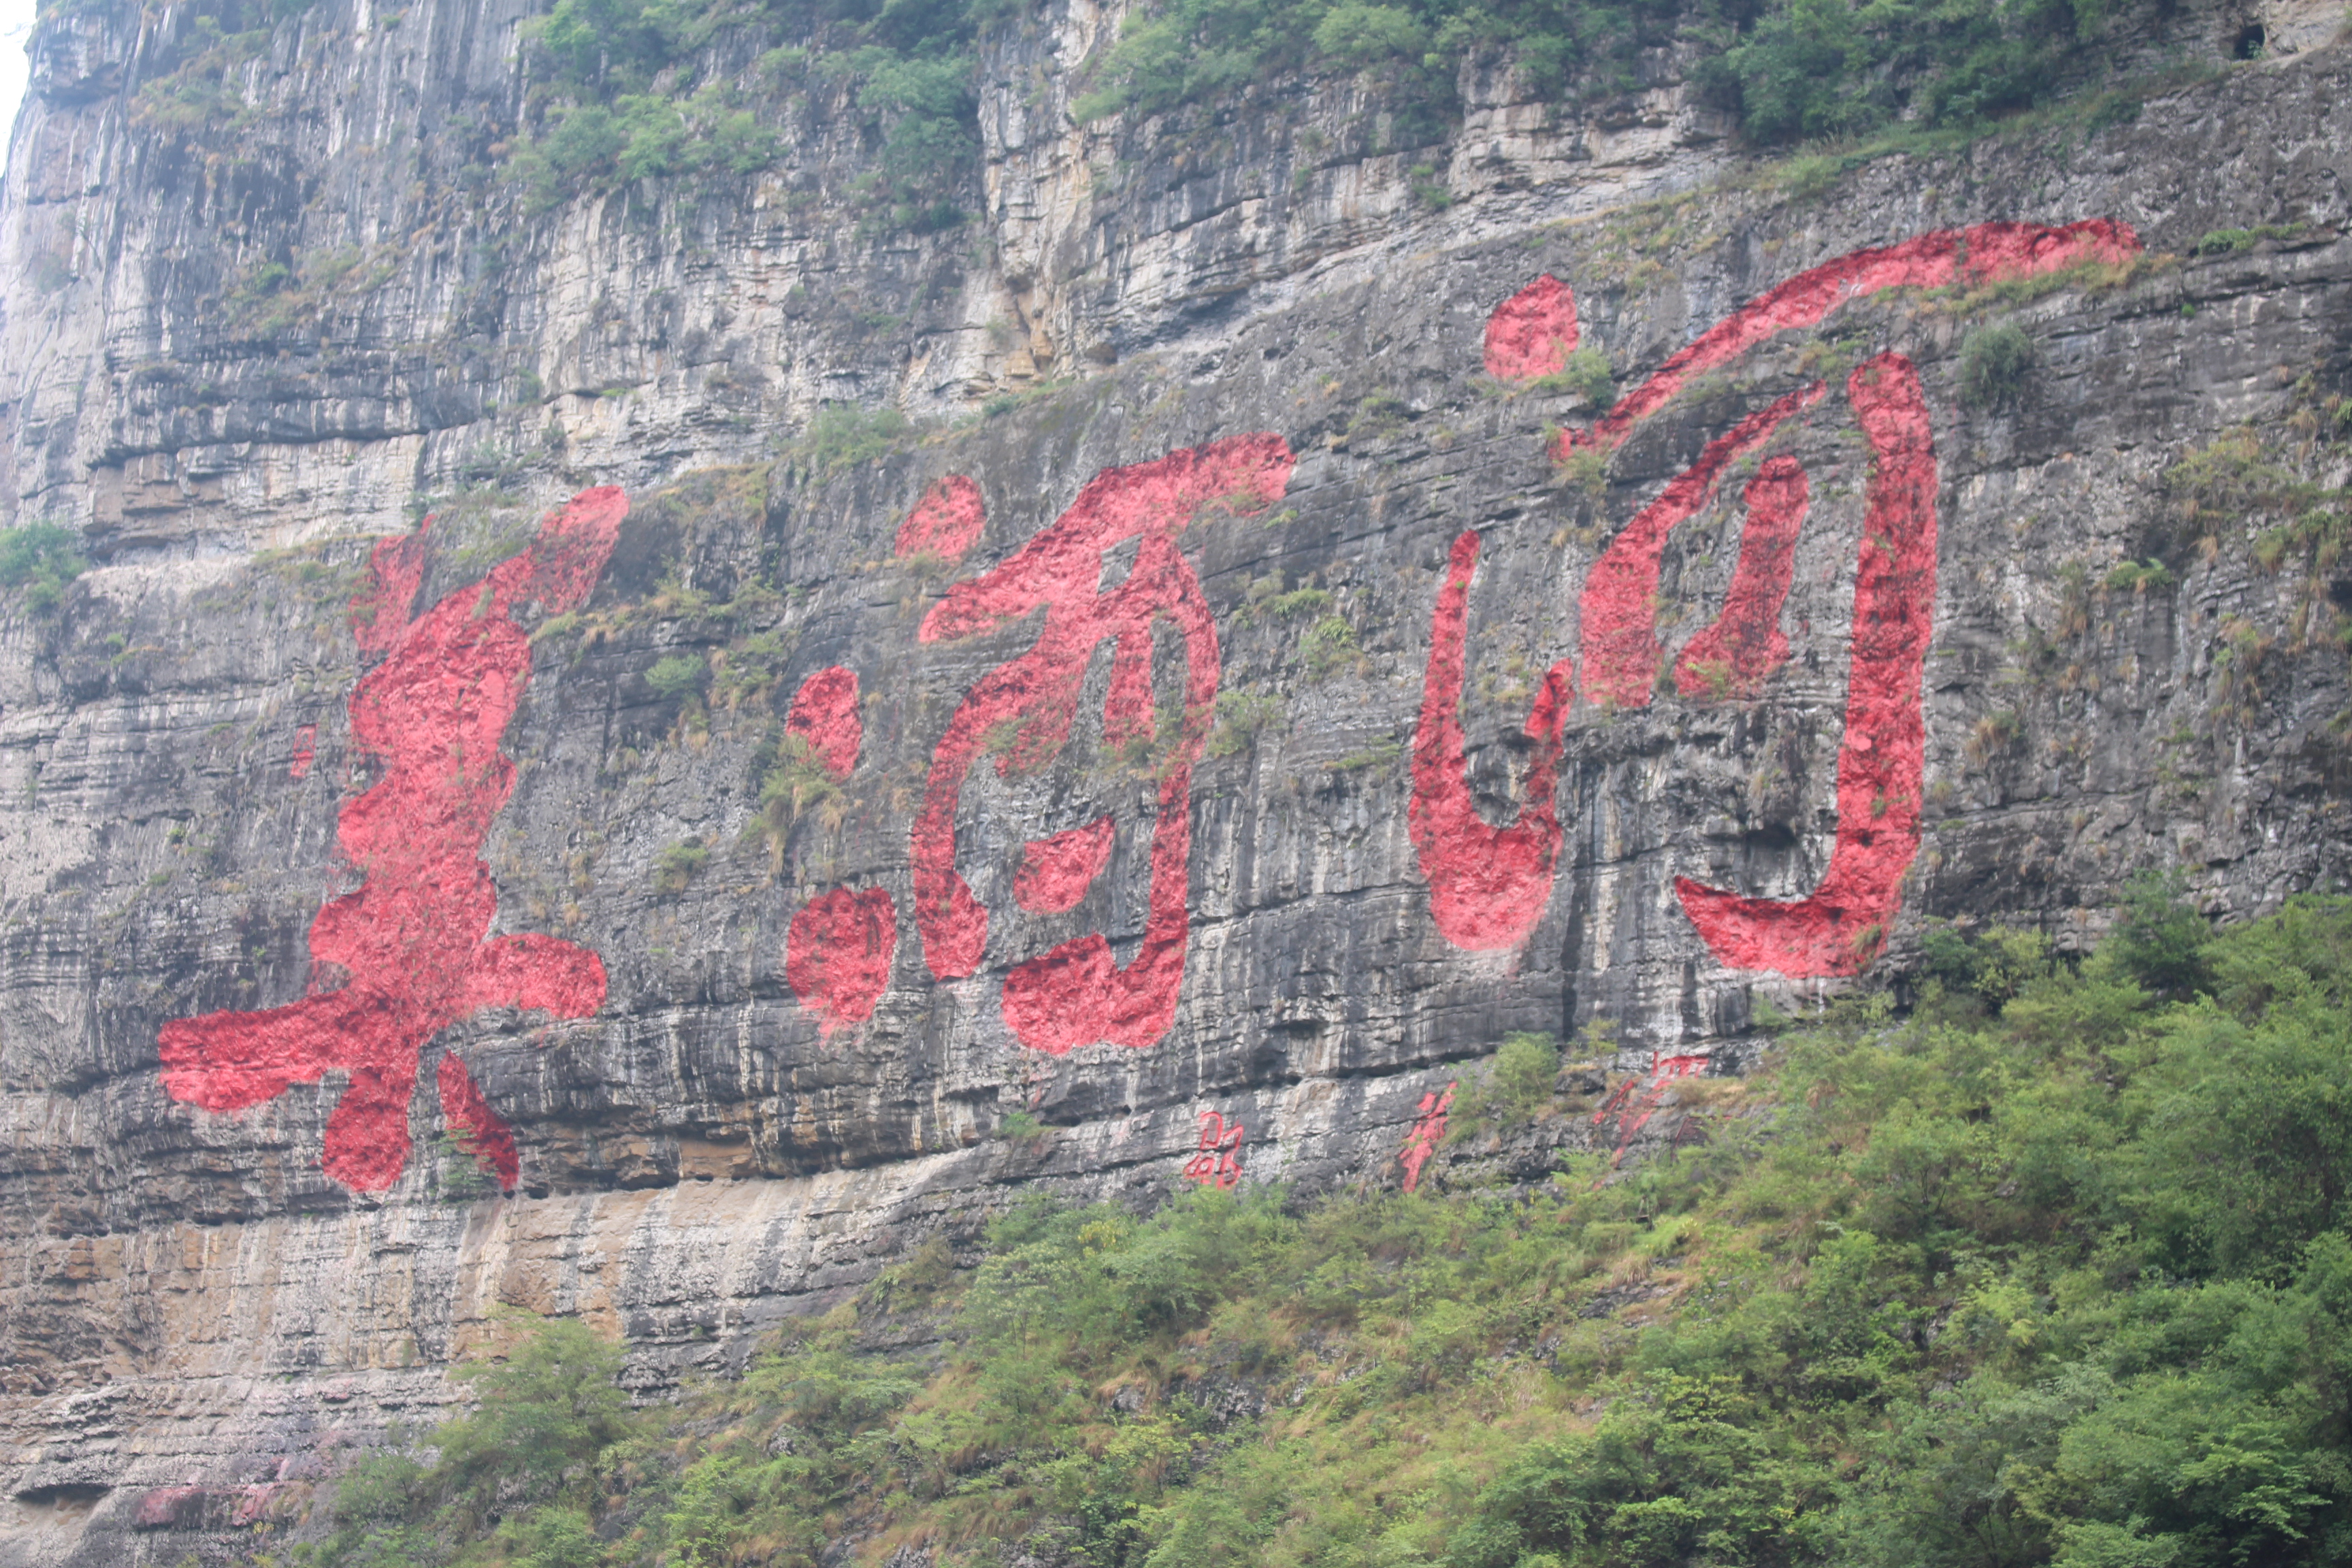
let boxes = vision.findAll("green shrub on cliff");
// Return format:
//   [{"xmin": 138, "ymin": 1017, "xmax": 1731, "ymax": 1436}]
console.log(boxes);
[
  {"xmin": 491, "ymin": 0, "xmax": 2163, "ymax": 218},
  {"xmin": 302, "ymin": 893, "xmax": 2352, "ymax": 1568},
  {"xmin": 0, "ymin": 522, "xmax": 85, "ymax": 612},
  {"xmin": 512, "ymin": 0, "xmax": 977, "ymax": 220},
  {"xmin": 1957, "ymin": 321, "xmax": 2038, "ymax": 409}
]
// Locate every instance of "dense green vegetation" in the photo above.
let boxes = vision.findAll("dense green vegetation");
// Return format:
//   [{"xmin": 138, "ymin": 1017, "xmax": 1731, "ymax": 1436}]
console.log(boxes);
[
  {"xmin": 117, "ymin": 0, "xmax": 2181, "ymax": 222},
  {"xmin": 506, "ymin": 0, "xmax": 2169, "ymax": 212},
  {"xmin": 288, "ymin": 887, "xmax": 2352, "ymax": 1567},
  {"xmin": 512, "ymin": 0, "xmax": 996, "ymax": 223},
  {"xmin": 0, "ymin": 522, "xmax": 86, "ymax": 611}
]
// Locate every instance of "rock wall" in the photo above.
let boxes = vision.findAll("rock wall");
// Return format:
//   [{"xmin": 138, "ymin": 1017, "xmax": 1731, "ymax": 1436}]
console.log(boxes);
[{"xmin": 2, "ymin": 0, "xmax": 2350, "ymax": 1558}]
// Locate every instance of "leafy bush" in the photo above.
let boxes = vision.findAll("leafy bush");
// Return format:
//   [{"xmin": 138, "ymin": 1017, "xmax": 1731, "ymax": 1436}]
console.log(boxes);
[
  {"xmin": 1488, "ymin": 1030, "xmax": 1562, "ymax": 1118},
  {"xmin": 1532, "ymin": 346, "xmax": 1615, "ymax": 405},
  {"xmin": 313, "ymin": 1313, "xmax": 634, "ymax": 1566},
  {"xmin": 1206, "ymin": 687, "xmax": 1288, "ymax": 757},
  {"xmin": 646, "ymin": 652, "xmax": 708, "ymax": 701},
  {"xmin": 1957, "ymin": 321, "xmax": 2038, "ymax": 409},
  {"xmin": 2108, "ymin": 867, "xmax": 2212, "ymax": 996},
  {"xmin": 0, "ymin": 523, "xmax": 86, "ymax": 611},
  {"xmin": 512, "ymin": 0, "xmax": 972, "ymax": 219},
  {"xmin": 1705, "ymin": 0, "xmax": 2114, "ymax": 146}
]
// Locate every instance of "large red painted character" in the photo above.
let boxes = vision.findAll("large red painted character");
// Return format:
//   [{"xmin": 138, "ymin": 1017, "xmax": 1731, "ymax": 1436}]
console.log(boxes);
[
  {"xmin": 1417, "ymin": 220, "xmax": 2140, "ymax": 975},
  {"xmin": 914, "ymin": 436, "xmax": 1296, "ymax": 1054},
  {"xmin": 158, "ymin": 489, "xmax": 625, "ymax": 1191}
]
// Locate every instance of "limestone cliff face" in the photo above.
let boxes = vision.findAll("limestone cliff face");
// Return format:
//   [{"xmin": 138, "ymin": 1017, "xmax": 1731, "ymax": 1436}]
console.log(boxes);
[{"xmin": 1, "ymin": 0, "xmax": 2350, "ymax": 1556}]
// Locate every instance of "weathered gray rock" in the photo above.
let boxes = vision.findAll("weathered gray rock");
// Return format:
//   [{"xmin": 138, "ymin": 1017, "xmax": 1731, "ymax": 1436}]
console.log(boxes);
[{"xmin": 1, "ymin": 0, "xmax": 2349, "ymax": 1558}]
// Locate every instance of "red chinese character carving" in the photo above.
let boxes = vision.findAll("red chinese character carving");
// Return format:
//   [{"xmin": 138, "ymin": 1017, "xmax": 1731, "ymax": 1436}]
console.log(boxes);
[
  {"xmin": 157, "ymin": 487, "xmax": 625, "ymax": 1192},
  {"xmin": 896, "ymin": 474, "xmax": 987, "ymax": 561},
  {"xmin": 1578, "ymin": 382, "xmax": 1827, "ymax": 712},
  {"xmin": 913, "ymin": 436, "xmax": 1295, "ymax": 1054},
  {"xmin": 1552, "ymin": 220, "xmax": 2139, "ymax": 462},
  {"xmin": 1484, "ymin": 274, "xmax": 1579, "ymax": 382},
  {"xmin": 786, "ymin": 887, "xmax": 898, "ymax": 1038},
  {"xmin": 1414, "ymin": 219, "xmax": 2142, "ymax": 973},
  {"xmin": 1411, "ymin": 534, "xmax": 1576, "ymax": 952},
  {"xmin": 1672, "ymin": 356, "xmax": 1937, "ymax": 974},
  {"xmin": 1013, "ymin": 816, "xmax": 1116, "ymax": 914},
  {"xmin": 784, "ymin": 665, "xmax": 862, "ymax": 779},
  {"xmin": 1399, "ymin": 1081, "xmax": 1456, "ymax": 1193},
  {"xmin": 1592, "ymin": 1052, "xmax": 1709, "ymax": 1165},
  {"xmin": 1183, "ymin": 1111, "xmax": 1245, "ymax": 1188},
  {"xmin": 778, "ymin": 664, "xmax": 901, "ymax": 1036},
  {"xmin": 289, "ymin": 723, "xmax": 316, "ymax": 780}
]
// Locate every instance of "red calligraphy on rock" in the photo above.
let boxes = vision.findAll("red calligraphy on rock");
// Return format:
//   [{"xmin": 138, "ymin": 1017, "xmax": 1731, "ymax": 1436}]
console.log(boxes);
[
  {"xmin": 289, "ymin": 723, "xmax": 316, "ymax": 780},
  {"xmin": 1413, "ymin": 219, "xmax": 2141, "ymax": 975},
  {"xmin": 1673, "ymin": 356, "xmax": 1936, "ymax": 975},
  {"xmin": 896, "ymin": 474, "xmax": 987, "ymax": 561},
  {"xmin": 785, "ymin": 887, "xmax": 898, "ymax": 1037},
  {"xmin": 1484, "ymin": 275, "xmax": 1580, "ymax": 382},
  {"xmin": 157, "ymin": 488, "xmax": 625, "ymax": 1192},
  {"xmin": 1578, "ymin": 383, "xmax": 1826, "ymax": 711},
  {"xmin": 1014, "ymin": 817, "xmax": 1116, "ymax": 913},
  {"xmin": 1592, "ymin": 1052, "xmax": 1708, "ymax": 1165},
  {"xmin": 1553, "ymin": 219, "xmax": 2139, "ymax": 461},
  {"xmin": 1410, "ymin": 532, "xmax": 1575, "ymax": 951},
  {"xmin": 1673, "ymin": 456, "xmax": 1809, "ymax": 699},
  {"xmin": 785, "ymin": 666, "xmax": 862, "ymax": 779},
  {"xmin": 1399, "ymin": 1081, "xmax": 1456, "ymax": 1193},
  {"xmin": 913, "ymin": 436, "xmax": 1294, "ymax": 1054},
  {"xmin": 1183, "ymin": 1111, "xmax": 1245, "ymax": 1188}
]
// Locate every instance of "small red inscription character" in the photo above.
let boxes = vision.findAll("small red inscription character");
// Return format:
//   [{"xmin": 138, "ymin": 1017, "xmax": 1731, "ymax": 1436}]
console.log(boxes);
[
  {"xmin": 157, "ymin": 488, "xmax": 625, "ymax": 1192},
  {"xmin": 1399, "ymin": 1081, "xmax": 1456, "ymax": 1193},
  {"xmin": 1592, "ymin": 1053, "xmax": 1710, "ymax": 1165},
  {"xmin": 786, "ymin": 887, "xmax": 897, "ymax": 1038},
  {"xmin": 1183, "ymin": 1111, "xmax": 1245, "ymax": 1188},
  {"xmin": 777, "ymin": 664, "xmax": 906, "ymax": 1037},
  {"xmin": 913, "ymin": 436, "xmax": 1295, "ymax": 1054},
  {"xmin": 1416, "ymin": 220, "xmax": 2140, "ymax": 974}
]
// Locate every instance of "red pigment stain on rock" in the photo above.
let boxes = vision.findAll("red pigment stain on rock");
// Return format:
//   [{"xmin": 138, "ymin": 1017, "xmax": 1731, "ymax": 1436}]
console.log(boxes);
[
  {"xmin": 895, "ymin": 474, "xmax": 986, "ymax": 560},
  {"xmin": 914, "ymin": 434, "xmax": 1294, "ymax": 1054},
  {"xmin": 1183, "ymin": 1111, "xmax": 1245, "ymax": 1188},
  {"xmin": 436, "ymin": 1051, "xmax": 519, "ymax": 1190},
  {"xmin": 134, "ymin": 1487, "xmax": 206, "ymax": 1530},
  {"xmin": 1399, "ymin": 1081, "xmax": 1455, "ymax": 1193},
  {"xmin": 1578, "ymin": 383, "xmax": 1825, "ymax": 710},
  {"xmin": 348, "ymin": 524, "xmax": 431, "ymax": 655},
  {"xmin": 1593, "ymin": 1052, "xmax": 1710, "ymax": 1164},
  {"xmin": 289, "ymin": 723, "xmax": 316, "ymax": 779},
  {"xmin": 1675, "ymin": 356, "xmax": 1937, "ymax": 976},
  {"xmin": 1409, "ymin": 531, "xmax": 1576, "ymax": 951},
  {"xmin": 1014, "ymin": 816, "xmax": 1115, "ymax": 913},
  {"xmin": 1483, "ymin": 274, "xmax": 1580, "ymax": 382},
  {"xmin": 1673, "ymin": 456, "xmax": 1810, "ymax": 698},
  {"xmin": 157, "ymin": 487, "xmax": 625, "ymax": 1192},
  {"xmin": 1552, "ymin": 218, "xmax": 2138, "ymax": 461},
  {"xmin": 785, "ymin": 666, "xmax": 861, "ymax": 779},
  {"xmin": 785, "ymin": 887, "xmax": 897, "ymax": 1037}
]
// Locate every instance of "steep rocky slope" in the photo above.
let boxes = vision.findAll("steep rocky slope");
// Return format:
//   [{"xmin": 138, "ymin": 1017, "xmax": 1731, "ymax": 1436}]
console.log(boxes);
[{"xmin": 1, "ymin": 0, "xmax": 2349, "ymax": 1558}]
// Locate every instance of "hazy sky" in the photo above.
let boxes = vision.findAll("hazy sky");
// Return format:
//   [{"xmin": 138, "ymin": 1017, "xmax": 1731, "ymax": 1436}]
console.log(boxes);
[{"xmin": 0, "ymin": 0, "xmax": 33, "ymax": 165}]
